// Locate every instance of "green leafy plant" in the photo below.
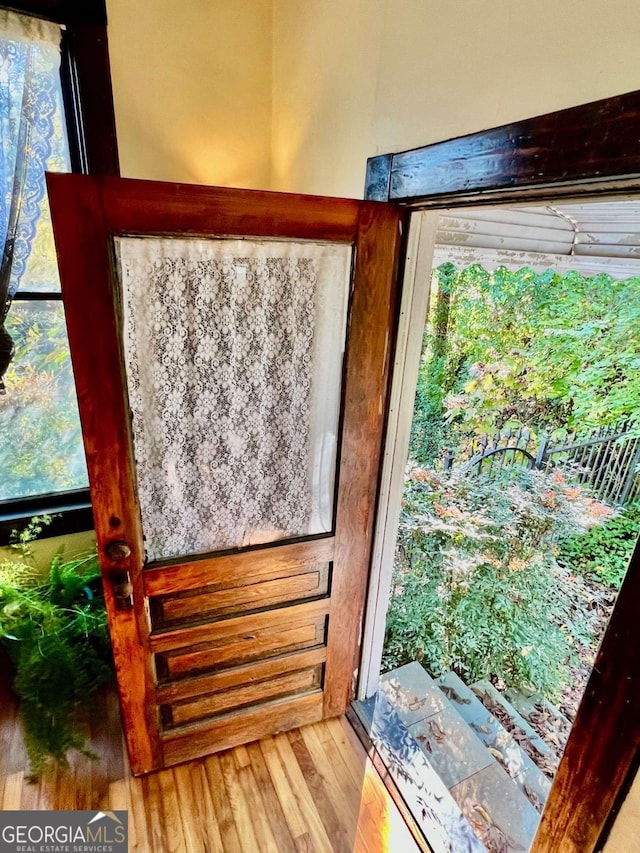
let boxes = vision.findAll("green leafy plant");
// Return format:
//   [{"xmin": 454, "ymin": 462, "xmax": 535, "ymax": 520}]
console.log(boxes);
[
  {"xmin": 383, "ymin": 468, "xmax": 609, "ymax": 700},
  {"xmin": 0, "ymin": 518, "xmax": 113, "ymax": 779},
  {"xmin": 0, "ymin": 303, "xmax": 88, "ymax": 500},
  {"xmin": 409, "ymin": 264, "xmax": 640, "ymax": 466},
  {"xmin": 557, "ymin": 501, "xmax": 640, "ymax": 589}
]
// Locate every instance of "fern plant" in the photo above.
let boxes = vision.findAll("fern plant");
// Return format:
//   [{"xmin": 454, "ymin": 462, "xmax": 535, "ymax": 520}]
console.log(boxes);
[{"xmin": 0, "ymin": 518, "xmax": 114, "ymax": 779}]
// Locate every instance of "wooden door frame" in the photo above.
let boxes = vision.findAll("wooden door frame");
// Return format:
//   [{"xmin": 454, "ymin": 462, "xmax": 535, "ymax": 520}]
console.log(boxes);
[{"xmin": 361, "ymin": 89, "xmax": 640, "ymax": 853}]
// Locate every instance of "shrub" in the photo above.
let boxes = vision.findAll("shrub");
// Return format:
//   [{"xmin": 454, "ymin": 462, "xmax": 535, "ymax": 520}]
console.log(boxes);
[
  {"xmin": 557, "ymin": 501, "xmax": 640, "ymax": 589},
  {"xmin": 383, "ymin": 467, "xmax": 607, "ymax": 700}
]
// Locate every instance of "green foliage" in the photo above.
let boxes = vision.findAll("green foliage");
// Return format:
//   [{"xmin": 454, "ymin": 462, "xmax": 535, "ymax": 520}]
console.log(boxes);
[
  {"xmin": 408, "ymin": 403, "xmax": 455, "ymax": 468},
  {"xmin": 557, "ymin": 502, "xmax": 640, "ymax": 589},
  {"xmin": 0, "ymin": 521, "xmax": 113, "ymax": 779},
  {"xmin": 383, "ymin": 468, "xmax": 607, "ymax": 700},
  {"xmin": 409, "ymin": 264, "xmax": 640, "ymax": 464},
  {"xmin": 0, "ymin": 303, "xmax": 88, "ymax": 500},
  {"xmin": 409, "ymin": 263, "xmax": 459, "ymax": 465}
]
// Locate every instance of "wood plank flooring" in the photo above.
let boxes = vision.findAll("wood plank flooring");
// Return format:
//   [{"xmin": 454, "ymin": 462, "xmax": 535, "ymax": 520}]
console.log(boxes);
[{"xmin": 0, "ymin": 676, "xmax": 421, "ymax": 852}]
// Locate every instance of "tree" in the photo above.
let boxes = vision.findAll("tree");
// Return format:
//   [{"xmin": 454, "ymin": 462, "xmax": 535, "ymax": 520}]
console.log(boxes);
[
  {"xmin": 0, "ymin": 303, "xmax": 87, "ymax": 500},
  {"xmin": 409, "ymin": 264, "xmax": 640, "ymax": 465}
]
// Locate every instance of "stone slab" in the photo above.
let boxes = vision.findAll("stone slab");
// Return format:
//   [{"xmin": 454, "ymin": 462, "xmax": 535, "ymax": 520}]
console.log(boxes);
[
  {"xmin": 504, "ymin": 687, "xmax": 571, "ymax": 730},
  {"xmin": 469, "ymin": 713, "xmax": 552, "ymax": 811},
  {"xmin": 450, "ymin": 762, "xmax": 541, "ymax": 853},
  {"xmin": 369, "ymin": 690, "xmax": 486, "ymax": 853},
  {"xmin": 380, "ymin": 662, "xmax": 446, "ymax": 725},
  {"xmin": 471, "ymin": 679, "xmax": 553, "ymax": 758},
  {"xmin": 409, "ymin": 702, "xmax": 495, "ymax": 789},
  {"xmin": 353, "ymin": 695, "xmax": 376, "ymax": 732},
  {"xmin": 436, "ymin": 671, "xmax": 491, "ymax": 726}
]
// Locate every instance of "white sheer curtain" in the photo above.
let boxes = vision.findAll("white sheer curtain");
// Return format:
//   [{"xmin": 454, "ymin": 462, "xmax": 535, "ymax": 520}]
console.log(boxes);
[
  {"xmin": 116, "ymin": 236, "xmax": 351, "ymax": 562},
  {"xmin": 0, "ymin": 10, "xmax": 67, "ymax": 391}
]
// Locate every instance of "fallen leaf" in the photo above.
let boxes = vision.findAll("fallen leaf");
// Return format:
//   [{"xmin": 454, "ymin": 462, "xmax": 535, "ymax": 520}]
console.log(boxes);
[{"xmin": 472, "ymin": 803, "xmax": 493, "ymax": 826}]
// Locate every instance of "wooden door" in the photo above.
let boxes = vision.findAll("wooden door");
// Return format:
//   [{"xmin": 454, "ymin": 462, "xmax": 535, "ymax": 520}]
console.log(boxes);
[{"xmin": 47, "ymin": 174, "xmax": 403, "ymax": 774}]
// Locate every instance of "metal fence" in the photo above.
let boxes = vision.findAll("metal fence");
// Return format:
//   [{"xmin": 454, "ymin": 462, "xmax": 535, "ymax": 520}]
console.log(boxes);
[{"xmin": 443, "ymin": 421, "xmax": 640, "ymax": 506}]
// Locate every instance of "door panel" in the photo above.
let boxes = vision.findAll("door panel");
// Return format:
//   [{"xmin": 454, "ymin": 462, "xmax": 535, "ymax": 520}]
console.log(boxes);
[
  {"xmin": 47, "ymin": 174, "xmax": 403, "ymax": 773},
  {"xmin": 115, "ymin": 235, "xmax": 350, "ymax": 561},
  {"xmin": 149, "ymin": 563, "xmax": 330, "ymax": 628}
]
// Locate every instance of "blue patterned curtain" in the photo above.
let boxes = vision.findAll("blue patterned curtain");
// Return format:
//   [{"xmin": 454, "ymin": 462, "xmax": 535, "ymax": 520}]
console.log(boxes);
[{"xmin": 0, "ymin": 14, "xmax": 64, "ymax": 392}]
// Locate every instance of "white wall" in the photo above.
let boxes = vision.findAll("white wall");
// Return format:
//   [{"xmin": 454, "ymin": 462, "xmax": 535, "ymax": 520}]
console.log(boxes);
[
  {"xmin": 271, "ymin": 0, "xmax": 385, "ymax": 197},
  {"xmin": 604, "ymin": 772, "xmax": 640, "ymax": 852},
  {"xmin": 272, "ymin": 0, "xmax": 640, "ymax": 198},
  {"xmin": 107, "ymin": 0, "xmax": 272, "ymax": 188},
  {"xmin": 0, "ymin": 530, "xmax": 96, "ymax": 579},
  {"xmin": 104, "ymin": 0, "xmax": 640, "ymax": 197}
]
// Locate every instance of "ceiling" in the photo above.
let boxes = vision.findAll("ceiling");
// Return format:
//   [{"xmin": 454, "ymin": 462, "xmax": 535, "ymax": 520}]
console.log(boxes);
[{"xmin": 433, "ymin": 199, "xmax": 640, "ymax": 279}]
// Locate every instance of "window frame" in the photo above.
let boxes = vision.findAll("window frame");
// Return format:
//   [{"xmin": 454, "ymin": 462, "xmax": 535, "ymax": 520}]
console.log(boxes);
[{"xmin": 0, "ymin": 0, "xmax": 119, "ymax": 544}]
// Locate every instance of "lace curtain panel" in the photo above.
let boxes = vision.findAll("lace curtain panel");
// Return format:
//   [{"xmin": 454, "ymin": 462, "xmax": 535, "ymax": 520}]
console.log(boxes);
[
  {"xmin": 0, "ymin": 11, "xmax": 68, "ymax": 390},
  {"xmin": 116, "ymin": 236, "xmax": 352, "ymax": 562}
]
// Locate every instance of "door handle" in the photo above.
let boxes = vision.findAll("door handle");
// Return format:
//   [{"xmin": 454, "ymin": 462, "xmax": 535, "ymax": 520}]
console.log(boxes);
[
  {"xmin": 104, "ymin": 541, "xmax": 133, "ymax": 610},
  {"xmin": 105, "ymin": 540, "xmax": 131, "ymax": 562},
  {"xmin": 109, "ymin": 569, "xmax": 134, "ymax": 611}
]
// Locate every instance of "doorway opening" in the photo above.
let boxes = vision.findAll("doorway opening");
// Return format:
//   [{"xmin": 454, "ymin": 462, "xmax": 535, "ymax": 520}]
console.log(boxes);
[{"xmin": 355, "ymin": 200, "xmax": 640, "ymax": 853}]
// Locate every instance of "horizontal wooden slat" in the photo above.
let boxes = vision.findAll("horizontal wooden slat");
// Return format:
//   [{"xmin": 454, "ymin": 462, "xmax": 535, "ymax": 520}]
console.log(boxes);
[
  {"xmin": 163, "ymin": 665, "xmax": 323, "ymax": 727},
  {"xmin": 438, "ymin": 214, "xmax": 573, "ymax": 240},
  {"xmin": 436, "ymin": 229, "xmax": 571, "ymax": 254},
  {"xmin": 435, "ymin": 203, "xmax": 640, "ymax": 267},
  {"xmin": 99, "ymin": 176, "xmax": 361, "ymax": 243},
  {"xmin": 371, "ymin": 90, "xmax": 640, "ymax": 202},
  {"xmin": 153, "ymin": 564, "xmax": 329, "ymax": 628},
  {"xmin": 150, "ymin": 598, "xmax": 331, "ymax": 653},
  {"xmin": 156, "ymin": 647, "xmax": 327, "ymax": 704},
  {"xmin": 574, "ymin": 243, "xmax": 640, "ymax": 258},
  {"xmin": 161, "ymin": 692, "xmax": 325, "ymax": 767},
  {"xmin": 466, "ymin": 206, "xmax": 575, "ymax": 230},
  {"xmin": 144, "ymin": 538, "xmax": 335, "ymax": 598},
  {"xmin": 430, "ymin": 243, "xmax": 640, "ymax": 280},
  {"xmin": 553, "ymin": 204, "xmax": 640, "ymax": 218},
  {"xmin": 575, "ymin": 232, "xmax": 640, "ymax": 247},
  {"xmin": 575, "ymin": 221, "xmax": 640, "ymax": 233},
  {"xmin": 156, "ymin": 619, "xmax": 326, "ymax": 680}
]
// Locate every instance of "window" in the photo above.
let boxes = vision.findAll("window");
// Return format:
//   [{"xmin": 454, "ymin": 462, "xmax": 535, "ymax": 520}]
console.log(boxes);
[
  {"xmin": 0, "ymin": 1, "xmax": 118, "ymax": 540},
  {"xmin": 0, "ymin": 12, "xmax": 86, "ymax": 501}
]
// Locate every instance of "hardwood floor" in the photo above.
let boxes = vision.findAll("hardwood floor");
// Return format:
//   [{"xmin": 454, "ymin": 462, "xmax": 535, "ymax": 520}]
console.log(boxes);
[{"xmin": 0, "ymin": 678, "xmax": 421, "ymax": 852}]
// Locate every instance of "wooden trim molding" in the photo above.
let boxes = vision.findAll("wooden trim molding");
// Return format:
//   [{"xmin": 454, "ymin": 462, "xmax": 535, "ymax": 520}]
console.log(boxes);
[
  {"xmin": 365, "ymin": 89, "xmax": 640, "ymax": 203},
  {"xmin": 363, "ymin": 89, "xmax": 640, "ymax": 853},
  {"xmin": 63, "ymin": 19, "xmax": 119, "ymax": 176}
]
